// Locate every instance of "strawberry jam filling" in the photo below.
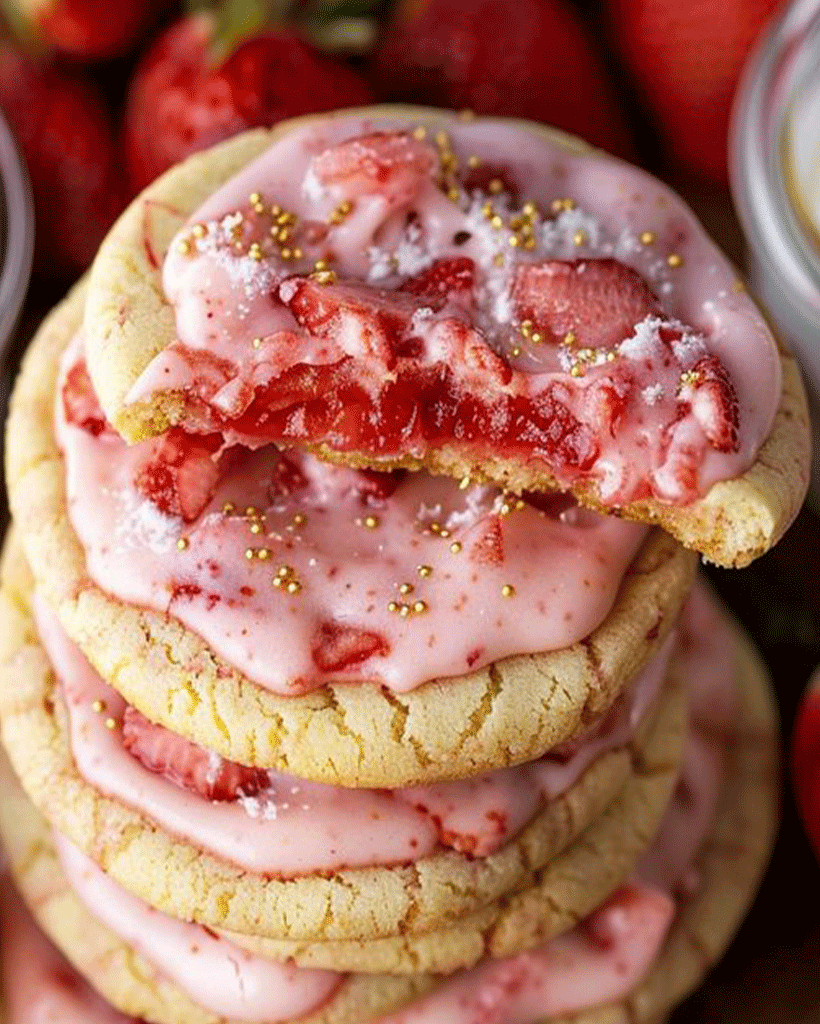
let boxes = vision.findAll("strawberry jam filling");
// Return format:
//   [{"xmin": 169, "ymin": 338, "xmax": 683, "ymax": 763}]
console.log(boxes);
[
  {"xmin": 59, "ymin": 335, "xmax": 649, "ymax": 695},
  {"xmin": 37, "ymin": 596, "xmax": 670, "ymax": 874},
  {"xmin": 128, "ymin": 113, "xmax": 781, "ymax": 506}
]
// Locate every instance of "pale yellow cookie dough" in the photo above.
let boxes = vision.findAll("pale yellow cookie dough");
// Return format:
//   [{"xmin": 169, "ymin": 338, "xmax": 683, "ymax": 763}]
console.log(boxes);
[
  {"xmin": 0, "ymin": 609, "xmax": 778, "ymax": 1024},
  {"xmin": 82, "ymin": 105, "xmax": 810, "ymax": 568},
  {"xmin": 5, "ymin": 280, "xmax": 696, "ymax": 788}
]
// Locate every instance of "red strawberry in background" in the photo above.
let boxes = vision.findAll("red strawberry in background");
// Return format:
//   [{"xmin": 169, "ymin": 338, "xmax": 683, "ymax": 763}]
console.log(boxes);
[
  {"xmin": 0, "ymin": 45, "xmax": 124, "ymax": 275},
  {"xmin": 793, "ymin": 670, "xmax": 820, "ymax": 859},
  {"xmin": 122, "ymin": 8, "xmax": 374, "ymax": 194},
  {"xmin": 6, "ymin": 0, "xmax": 157, "ymax": 59},
  {"xmin": 605, "ymin": 0, "xmax": 785, "ymax": 183},
  {"xmin": 372, "ymin": 0, "xmax": 633, "ymax": 159}
]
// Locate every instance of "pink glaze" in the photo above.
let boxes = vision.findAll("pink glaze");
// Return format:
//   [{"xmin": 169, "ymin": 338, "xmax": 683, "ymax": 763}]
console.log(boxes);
[
  {"xmin": 36, "ymin": 597, "xmax": 669, "ymax": 873},
  {"xmin": 57, "ymin": 336, "xmax": 647, "ymax": 695},
  {"xmin": 54, "ymin": 838, "xmax": 342, "ymax": 1023},
  {"xmin": 130, "ymin": 112, "xmax": 779, "ymax": 505},
  {"xmin": 373, "ymin": 882, "xmax": 674, "ymax": 1024},
  {"xmin": 0, "ymin": 880, "xmax": 137, "ymax": 1024}
]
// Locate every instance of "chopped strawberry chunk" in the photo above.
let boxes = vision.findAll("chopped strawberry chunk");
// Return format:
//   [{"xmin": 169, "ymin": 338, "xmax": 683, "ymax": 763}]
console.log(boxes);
[
  {"xmin": 680, "ymin": 355, "xmax": 740, "ymax": 453},
  {"xmin": 310, "ymin": 130, "xmax": 437, "ymax": 206},
  {"xmin": 311, "ymin": 621, "xmax": 390, "ymax": 673},
  {"xmin": 350, "ymin": 469, "xmax": 407, "ymax": 503},
  {"xmin": 122, "ymin": 707, "xmax": 268, "ymax": 802},
  {"xmin": 134, "ymin": 428, "xmax": 225, "ymax": 522},
  {"xmin": 401, "ymin": 257, "xmax": 475, "ymax": 308},
  {"xmin": 470, "ymin": 516, "xmax": 505, "ymax": 565},
  {"xmin": 512, "ymin": 258, "xmax": 658, "ymax": 349},
  {"xmin": 62, "ymin": 360, "xmax": 108, "ymax": 436},
  {"xmin": 281, "ymin": 277, "xmax": 415, "ymax": 369}
]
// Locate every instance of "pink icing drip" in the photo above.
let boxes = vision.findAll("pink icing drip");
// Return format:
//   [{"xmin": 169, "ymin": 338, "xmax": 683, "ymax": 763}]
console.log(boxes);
[
  {"xmin": 54, "ymin": 838, "xmax": 342, "ymax": 1023},
  {"xmin": 132, "ymin": 113, "xmax": 779, "ymax": 504},
  {"xmin": 0, "ymin": 880, "xmax": 136, "ymax": 1024},
  {"xmin": 373, "ymin": 882, "xmax": 675, "ymax": 1024},
  {"xmin": 36, "ymin": 597, "xmax": 669, "ymax": 873},
  {"xmin": 57, "ymin": 333, "xmax": 648, "ymax": 695}
]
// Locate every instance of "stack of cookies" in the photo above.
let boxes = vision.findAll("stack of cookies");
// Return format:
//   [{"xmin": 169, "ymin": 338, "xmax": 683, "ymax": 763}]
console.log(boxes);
[{"xmin": 0, "ymin": 106, "xmax": 810, "ymax": 1024}]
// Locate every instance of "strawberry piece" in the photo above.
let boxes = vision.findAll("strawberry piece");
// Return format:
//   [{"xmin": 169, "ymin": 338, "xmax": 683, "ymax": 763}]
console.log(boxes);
[
  {"xmin": 512, "ymin": 259, "xmax": 658, "ymax": 349},
  {"xmin": 123, "ymin": 707, "xmax": 268, "ymax": 802},
  {"xmin": 123, "ymin": 14, "xmax": 373, "ymax": 193},
  {"xmin": 793, "ymin": 675, "xmax": 820, "ymax": 859},
  {"xmin": 62, "ymin": 361, "xmax": 107, "ymax": 437},
  {"xmin": 605, "ymin": 0, "xmax": 782, "ymax": 182},
  {"xmin": 134, "ymin": 428, "xmax": 225, "ymax": 523},
  {"xmin": 268, "ymin": 455, "xmax": 309, "ymax": 499},
  {"xmin": 0, "ymin": 47, "xmax": 124, "ymax": 276},
  {"xmin": 401, "ymin": 257, "xmax": 475, "ymax": 307},
  {"xmin": 311, "ymin": 131, "xmax": 437, "ymax": 206},
  {"xmin": 24, "ymin": 0, "xmax": 157, "ymax": 59},
  {"xmin": 374, "ymin": 0, "xmax": 633, "ymax": 159},
  {"xmin": 311, "ymin": 621, "xmax": 390, "ymax": 674},
  {"xmin": 680, "ymin": 355, "xmax": 740, "ymax": 453},
  {"xmin": 350, "ymin": 469, "xmax": 407, "ymax": 503}
]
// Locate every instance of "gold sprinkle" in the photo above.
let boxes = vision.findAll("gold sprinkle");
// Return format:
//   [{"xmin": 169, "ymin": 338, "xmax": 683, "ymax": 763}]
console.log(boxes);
[
  {"xmin": 176, "ymin": 537, "xmax": 189, "ymax": 551},
  {"xmin": 245, "ymin": 506, "xmax": 258, "ymax": 517},
  {"xmin": 104, "ymin": 717, "xmax": 117, "ymax": 730},
  {"xmin": 449, "ymin": 541, "xmax": 463, "ymax": 554},
  {"xmin": 573, "ymin": 230, "xmax": 587, "ymax": 246},
  {"xmin": 606, "ymin": 351, "xmax": 616, "ymax": 362},
  {"xmin": 459, "ymin": 475, "xmax": 471, "ymax": 490},
  {"xmin": 500, "ymin": 502, "xmax": 512, "ymax": 516},
  {"xmin": 271, "ymin": 204, "xmax": 282, "ymax": 217},
  {"xmin": 511, "ymin": 346, "xmax": 522, "ymax": 357},
  {"xmin": 277, "ymin": 566, "xmax": 292, "ymax": 578},
  {"xmin": 490, "ymin": 215, "xmax": 504, "ymax": 229},
  {"xmin": 364, "ymin": 515, "xmax": 380, "ymax": 529},
  {"xmin": 281, "ymin": 248, "xmax": 293, "ymax": 260},
  {"xmin": 244, "ymin": 548, "xmax": 255, "ymax": 560},
  {"xmin": 467, "ymin": 155, "xmax": 481, "ymax": 168},
  {"xmin": 482, "ymin": 201, "xmax": 494, "ymax": 218},
  {"xmin": 418, "ymin": 565, "xmax": 433, "ymax": 578},
  {"xmin": 413, "ymin": 126, "xmax": 427, "ymax": 140},
  {"xmin": 257, "ymin": 548, "xmax": 270, "ymax": 560},
  {"xmin": 399, "ymin": 582, "xmax": 415, "ymax": 596},
  {"xmin": 570, "ymin": 364, "xmax": 585, "ymax": 377},
  {"xmin": 508, "ymin": 235, "xmax": 520, "ymax": 247},
  {"xmin": 447, "ymin": 186, "xmax": 461, "ymax": 202},
  {"xmin": 314, "ymin": 259, "xmax": 329, "ymax": 272},
  {"xmin": 524, "ymin": 237, "xmax": 536, "ymax": 249},
  {"xmin": 272, "ymin": 576, "xmax": 283, "ymax": 588},
  {"xmin": 292, "ymin": 512, "xmax": 307, "ymax": 527},
  {"xmin": 515, "ymin": 499, "xmax": 525, "ymax": 510},
  {"xmin": 439, "ymin": 528, "xmax": 451, "ymax": 539},
  {"xmin": 413, "ymin": 600, "xmax": 428, "ymax": 614},
  {"xmin": 388, "ymin": 600, "xmax": 399, "ymax": 612},
  {"xmin": 679, "ymin": 369, "xmax": 701, "ymax": 386},
  {"xmin": 311, "ymin": 268, "xmax": 337, "ymax": 285},
  {"xmin": 177, "ymin": 240, "xmax": 192, "ymax": 255},
  {"xmin": 293, "ymin": 248, "xmax": 303, "ymax": 260},
  {"xmin": 501, "ymin": 584, "xmax": 516, "ymax": 598},
  {"xmin": 192, "ymin": 223, "xmax": 207, "ymax": 238},
  {"xmin": 667, "ymin": 253, "xmax": 683, "ymax": 268},
  {"xmin": 286, "ymin": 580, "xmax": 302, "ymax": 595},
  {"xmin": 399, "ymin": 604, "xmax": 411, "ymax": 618},
  {"xmin": 429, "ymin": 522, "xmax": 441, "ymax": 534},
  {"xmin": 249, "ymin": 192, "xmax": 262, "ymax": 206},
  {"xmin": 250, "ymin": 522, "xmax": 262, "ymax": 534},
  {"xmin": 531, "ymin": 332, "xmax": 542, "ymax": 343},
  {"xmin": 489, "ymin": 178, "xmax": 504, "ymax": 194},
  {"xmin": 248, "ymin": 242, "xmax": 263, "ymax": 261},
  {"xmin": 92, "ymin": 699, "xmax": 106, "ymax": 714},
  {"xmin": 493, "ymin": 254, "xmax": 505, "ymax": 267},
  {"xmin": 222, "ymin": 501, "xmax": 235, "ymax": 514},
  {"xmin": 639, "ymin": 230, "xmax": 655, "ymax": 245},
  {"xmin": 252, "ymin": 337, "xmax": 262, "ymax": 349},
  {"xmin": 523, "ymin": 201, "xmax": 538, "ymax": 217},
  {"xmin": 563, "ymin": 331, "xmax": 576, "ymax": 346}
]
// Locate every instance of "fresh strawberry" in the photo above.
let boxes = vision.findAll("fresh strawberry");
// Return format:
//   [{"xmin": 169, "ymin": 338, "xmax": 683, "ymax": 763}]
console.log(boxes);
[
  {"xmin": 62, "ymin": 360, "xmax": 108, "ymax": 437},
  {"xmin": 401, "ymin": 256, "xmax": 475, "ymax": 307},
  {"xmin": 13, "ymin": 0, "xmax": 157, "ymax": 59},
  {"xmin": 373, "ymin": 0, "xmax": 633, "ymax": 158},
  {"xmin": 311, "ymin": 130, "xmax": 437, "ymax": 206},
  {"xmin": 311, "ymin": 621, "xmax": 390, "ymax": 673},
  {"xmin": 793, "ymin": 672, "xmax": 820, "ymax": 859},
  {"xmin": 0, "ymin": 46, "xmax": 124, "ymax": 275},
  {"xmin": 134, "ymin": 428, "xmax": 226, "ymax": 522},
  {"xmin": 122, "ymin": 707, "xmax": 268, "ymax": 802},
  {"xmin": 512, "ymin": 259, "xmax": 658, "ymax": 350},
  {"xmin": 122, "ymin": 12, "xmax": 373, "ymax": 194},
  {"xmin": 605, "ymin": 0, "xmax": 784, "ymax": 182},
  {"xmin": 678, "ymin": 354, "xmax": 740, "ymax": 453}
]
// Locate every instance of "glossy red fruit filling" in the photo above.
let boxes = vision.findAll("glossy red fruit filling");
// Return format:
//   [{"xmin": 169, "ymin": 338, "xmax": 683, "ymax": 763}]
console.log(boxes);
[
  {"xmin": 793, "ymin": 681, "xmax": 820, "ymax": 859},
  {"xmin": 123, "ymin": 706, "xmax": 268, "ymax": 802},
  {"xmin": 133, "ymin": 428, "xmax": 227, "ymax": 523},
  {"xmin": 311, "ymin": 621, "xmax": 391, "ymax": 673},
  {"xmin": 62, "ymin": 360, "xmax": 108, "ymax": 437}
]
